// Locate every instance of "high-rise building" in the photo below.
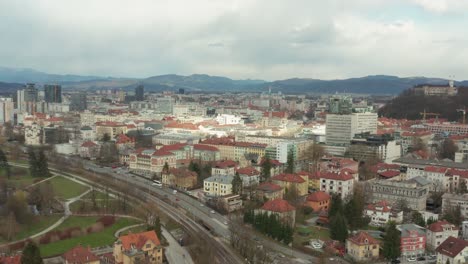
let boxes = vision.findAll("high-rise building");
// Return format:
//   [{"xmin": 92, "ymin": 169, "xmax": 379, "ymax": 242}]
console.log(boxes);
[
  {"xmin": 70, "ymin": 92, "xmax": 87, "ymax": 111},
  {"xmin": 329, "ymin": 95, "xmax": 352, "ymax": 114},
  {"xmin": 326, "ymin": 112, "xmax": 377, "ymax": 146},
  {"xmin": 44, "ymin": 84, "xmax": 62, "ymax": 103},
  {"xmin": 17, "ymin": 83, "xmax": 38, "ymax": 113},
  {"xmin": 0, "ymin": 97, "xmax": 14, "ymax": 124},
  {"xmin": 135, "ymin": 85, "xmax": 144, "ymax": 101},
  {"xmin": 157, "ymin": 96, "xmax": 174, "ymax": 114}
]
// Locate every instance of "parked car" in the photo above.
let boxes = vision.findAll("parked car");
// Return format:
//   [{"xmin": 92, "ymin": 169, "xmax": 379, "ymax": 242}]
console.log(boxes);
[
  {"xmin": 311, "ymin": 242, "xmax": 322, "ymax": 249},
  {"xmin": 407, "ymin": 256, "xmax": 417, "ymax": 262},
  {"xmin": 391, "ymin": 259, "xmax": 400, "ymax": 264},
  {"xmin": 210, "ymin": 210, "xmax": 215, "ymax": 214},
  {"xmin": 417, "ymin": 256, "xmax": 426, "ymax": 261}
]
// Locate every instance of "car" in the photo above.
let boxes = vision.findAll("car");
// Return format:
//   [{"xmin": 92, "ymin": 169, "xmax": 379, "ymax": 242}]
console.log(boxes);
[
  {"xmin": 173, "ymin": 190, "xmax": 177, "ymax": 194},
  {"xmin": 223, "ymin": 221, "xmax": 228, "ymax": 225},
  {"xmin": 417, "ymin": 256, "xmax": 426, "ymax": 261},
  {"xmin": 391, "ymin": 259, "xmax": 400, "ymax": 264},
  {"xmin": 407, "ymin": 256, "xmax": 417, "ymax": 262},
  {"xmin": 200, "ymin": 203, "xmax": 204, "ymax": 207},
  {"xmin": 428, "ymin": 255, "xmax": 437, "ymax": 260},
  {"xmin": 210, "ymin": 210, "xmax": 215, "ymax": 214},
  {"xmin": 151, "ymin": 181, "xmax": 162, "ymax": 187}
]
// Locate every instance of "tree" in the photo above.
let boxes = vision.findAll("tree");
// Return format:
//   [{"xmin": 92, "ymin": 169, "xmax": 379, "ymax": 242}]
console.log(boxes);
[
  {"xmin": 285, "ymin": 148, "xmax": 295, "ymax": 173},
  {"xmin": 329, "ymin": 211, "xmax": 348, "ymax": 242},
  {"xmin": 232, "ymin": 172, "xmax": 243, "ymax": 195},
  {"xmin": 344, "ymin": 186, "xmax": 368, "ymax": 230},
  {"xmin": 37, "ymin": 149, "xmax": 50, "ymax": 177},
  {"xmin": 305, "ymin": 143, "xmax": 325, "ymax": 172},
  {"xmin": 99, "ymin": 142, "xmax": 118, "ymax": 165},
  {"xmin": 0, "ymin": 148, "xmax": 11, "ymax": 179},
  {"xmin": 410, "ymin": 137, "xmax": 427, "ymax": 153},
  {"xmin": 426, "ymin": 217, "xmax": 437, "ymax": 226},
  {"xmin": 457, "ymin": 180, "xmax": 467, "ymax": 194},
  {"xmin": 162, "ymin": 162, "xmax": 169, "ymax": 175},
  {"xmin": 28, "ymin": 148, "xmax": 40, "ymax": 177},
  {"xmin": 21, "ymin": 242, "xmax": 44, "ymax": 264},
  {"xmin": 383, "ymin": 222, "xmax": 401, "ymax": 260},
  {"xmin": 260, "ymin": 157, "xmax": 272, "ymax": 181},
  {"xmin": 411, "ymin": 211, "xmax": 426, "ymax": 227},
  {"xmin": 3, "ymin": 121, "xmax": 14, "ymax": 140},
  {"xmin": 443, "ymin": 205, "xmax": 462, "ymax": 226},
  {"xmin": 438, "ymin": 138, "xmax": 458, "ymax": 160},
  {"xmin": 102, "ymin": 133, "xmax": 111, "ymax": 142},
  {"xmin": 154, "ymin": 216, "xmax": 162, "ymax": 239},
  {"xmin": 329, "ymin": 194, "xmax": 343, "ymax": 218}
]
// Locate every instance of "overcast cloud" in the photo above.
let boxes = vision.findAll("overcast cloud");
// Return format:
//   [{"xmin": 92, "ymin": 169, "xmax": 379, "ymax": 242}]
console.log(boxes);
[{"xmin": 0, "ymin": 0, "xmax": 467, "ymax": 80}]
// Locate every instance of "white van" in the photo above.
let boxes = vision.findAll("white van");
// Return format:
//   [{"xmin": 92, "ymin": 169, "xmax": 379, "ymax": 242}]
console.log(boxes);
[
  {"xmin": 152, "ymin": 180, "xmax": 162, "ymax": 187},
  {"xmin": 173, "ymin": 190, "xmax": 178, "ymax": 194}
]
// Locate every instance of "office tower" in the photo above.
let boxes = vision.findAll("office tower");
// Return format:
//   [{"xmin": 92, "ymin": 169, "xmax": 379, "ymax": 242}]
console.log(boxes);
[
  {"xmin": 0, "ymin": 97, "xmax": 14, "ymax": 124},
  {"xmin": 135, "ymin": 85, "xmax": 144, "ymax": 101},
  {"xmin": 17, "ymin": 83, "xmax": 38, "ymax": 113},
  {"xmin": 329, "ymin": 95, "xmax": 352, "ymax": 114},
  {"xmin": 44, "ymin": 84, "xmax": 62, "ymax": 103},
  {"xmin": 326, "ymin": 112, "xmax": 377, "ymax": 146},
  {"xmin": 70, "ymin": 92, "xmax": 88, "ymax": 111}
]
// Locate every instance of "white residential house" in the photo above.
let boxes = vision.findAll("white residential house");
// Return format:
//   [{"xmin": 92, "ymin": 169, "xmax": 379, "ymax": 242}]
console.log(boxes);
[
  {"xmin": 426, "ymin": 220, "xmax": 459, "ymax": 250},
  {"xmin": 203, "ymin": 175, "xmax": 234, "ymax": 197},
  {"xmin": 365, "ymin": 201, "xmax": 403, "ymax": 227},
  {"xmin": 435, "ymin": 237, "xmax": 468, "ymax": 264},
  {"xmin": 236, "ymin": 167, "xmax": 261, "ymax": 187},
  {"xmin": 319, "ymin": 171, "xmax": 354, "ymax": 199}
]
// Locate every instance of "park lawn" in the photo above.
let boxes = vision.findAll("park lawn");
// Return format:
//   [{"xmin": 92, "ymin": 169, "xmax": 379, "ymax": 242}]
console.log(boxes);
[
  {"xmin": 69, "ymin": 199, "xmax": 121, "ymax": 213},
  {"xmin": 293, "ymin": 226, "xmax": 330, "ymax": 247},
  {"xmin": 0, "ymin": 215, "xmax": 62, "ymax": 243},
  {"xmin": 119, "ymin": 224, "xmax": 147, "ymax": 236},
  {"xmin": 44, "ymin": 176, "xmax": 89, "ymax": 200},
  {"xmin": 39, "ymin": 217, "xmax": 141, "ymax": 257},
  {"xmin": 3, "ymin": 167, "xmax": 42, "ymax": 188},
  {"xmin": 54, "ymin": 216, "xmax": 98, "ymax": 231},
  {"xmin": 81, "ymin": 190, "xmax": 116, "ymax": 200}
]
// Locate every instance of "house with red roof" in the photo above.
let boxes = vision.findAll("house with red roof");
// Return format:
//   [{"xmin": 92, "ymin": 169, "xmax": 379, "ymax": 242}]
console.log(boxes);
[
  {"xmin": 256, "ymin": 182, "xmax": 284, "ymax": 201},
  {"xmin": 346, "ymin": 231, "xmax": 380, "ymax": 262},
  {"xmin": 157, "ymin": 143, "xmax": 192, "ymax": 161},
  {"xmin": 62, "ymin": 245, "xmax": 100, "ymax": 264},
  {"xmin": 365, "ymin": 200, "xmax": 403, "ymax": 227},
  {"xmin": 272, "ymin": 173, "xmax": 308, "ymax": 196},
  {"xmin": 129, "ymin": 148, "xmax": 176, "ymax": 176},
  {"xmin": 79, "ymin": 140, "xmax": 100, "ymax": 160},
  {"xmin": 319, "ymin": 171, "xmax": 354, "ymax": 199},
  {"xmin": 212, "ymin": 160, "xmax": 237, "ymax": 176},
  {"xmin": 115, "ymin": 134, "xmax": 135, "ymax": 151},
  {"xmin": 256, "ymin": 199, "xmax": 296, "ymax": 226},
  {"xmin": 193, "ymin": 144, "xmax": 220, "ymax": 162},
  {"xmin": 435, "ymin": 236, "xmax": 468, "ymax": 264},
  {"xmin": 305, "ymin": 191, "xmax": 330, "ymax": 212},
  {"xmin": 236, "ymin": 167, "xmax": 260, "ymax": 187},
  {"xmin": 113, "ymin": 230, "xmax": 163, "ymax": 264},
  {"xmin": 426, "ymin": 220, "xmax": 458, "ymax": 250}
]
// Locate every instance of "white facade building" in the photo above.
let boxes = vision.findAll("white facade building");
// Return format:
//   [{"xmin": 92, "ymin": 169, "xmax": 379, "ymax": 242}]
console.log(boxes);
[
  {"xmin": 326, "ymin": 112, "xmax": 377, "ymax": 146},
  {"xmin": 0, "ymin": 97, "xmax": 14, "ymax": 124},
  {"xmin": 215, "ymin": 114, "xmax": 243, "ymax": 125}
]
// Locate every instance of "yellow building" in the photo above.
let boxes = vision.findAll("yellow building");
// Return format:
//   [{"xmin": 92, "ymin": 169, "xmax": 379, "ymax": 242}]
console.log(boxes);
[
  {"xmin": 346, "ymin": 231, "xmax": 380, "ymax": 262},
  {"xmin": 95, "ymin": 121, "xmax": 127, "ymax": 139},
  {"xmin": 113, "ymin": 230, "xmax": 163, "ymax": 264},
  {"xmin": 271, "ymin": 173, "xmax": 308, "ymax": 196},
  {"xmin": 204, "ymin": 175, "xmax": 233, "ymax": 197}
]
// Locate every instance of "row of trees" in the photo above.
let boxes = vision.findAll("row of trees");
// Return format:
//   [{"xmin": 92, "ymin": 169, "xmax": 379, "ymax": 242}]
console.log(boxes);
[
  {"xmin": 243, "ymin": 210, "xmax": 293, "ymax": 245},
  {"xmin": 28, "ymin": 148, "xmax": 50, "ymax": 178},
  {"xmin": 0, "ymin": 148, "xmax": 11, "ymax": 178},
  {"xmin": 188, "ymin": 160, "xmax": 212, "ymax": 187}
]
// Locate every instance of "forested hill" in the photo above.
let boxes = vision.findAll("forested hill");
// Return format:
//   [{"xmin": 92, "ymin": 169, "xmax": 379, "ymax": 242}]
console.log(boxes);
[{"xmin": 378, "ymin": 89, "xmax": 468, "ymax": 121}]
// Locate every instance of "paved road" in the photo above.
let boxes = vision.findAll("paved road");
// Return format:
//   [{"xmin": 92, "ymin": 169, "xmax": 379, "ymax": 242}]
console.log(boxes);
[
  {"xmin": 85, "ymin": 163, "xmax": 320, "ymax": 263},
  {"xmin": 162, "ymin": 227, "xmax": 194, "ymax": 264}
]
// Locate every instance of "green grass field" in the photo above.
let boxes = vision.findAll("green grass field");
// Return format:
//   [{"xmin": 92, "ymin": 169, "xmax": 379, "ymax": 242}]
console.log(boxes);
[
  {"xmin": 293, "ymin": 225, "xmax": 330, "ymax": 247},
  {"xmin": 2, "ymin": 167, "xmax": 43, "ymax": 188},
  {"xmin": 39, "ymin": 217, "xmax": 141, "ymax": 257},
  {"xmin": 0, "ymin": 215, "xmax": 62, "ymax": 243},
  {"xmin": 54, "ymin": 216, "xmax": 99, "ymax": 231},
  {"xmin": 81, "ymin": 189, "xmax": 116, "ymax": 200},
  {"xmin": 43, "ymin": 176, "xmax": 89, "ymax": 200}
]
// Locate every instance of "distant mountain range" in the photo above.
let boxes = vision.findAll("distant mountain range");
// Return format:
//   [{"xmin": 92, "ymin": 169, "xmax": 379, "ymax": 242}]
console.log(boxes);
[{"xmin": 1, "ymin": 66, "xmax": 467, "ymax": 95}]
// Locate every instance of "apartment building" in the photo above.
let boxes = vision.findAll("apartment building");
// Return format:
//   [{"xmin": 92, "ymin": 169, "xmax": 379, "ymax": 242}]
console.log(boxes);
[
  {"xmin": 326, "ymin": 112, "xmax": 377, "ymax": 146},
  {"xmin": 397, "ymin": 224, "xmax": 426, "ymax": 257},
  {"xmin": 203, "ymin": 175, "xmax": 234, "ymax": 197},
  {"xmin": 426, "ymin": 220, "xmax": 459, "ymax": 250},
  {"xmin": 319, "ymin": 171, "xmax": 354, "ymax": 199},
  {"xmin": 442, "ymin": 193, "xmax": 468, "ymax": 219}
]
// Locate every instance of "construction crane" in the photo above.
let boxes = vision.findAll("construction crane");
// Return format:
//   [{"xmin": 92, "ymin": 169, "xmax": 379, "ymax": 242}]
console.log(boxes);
[
  {"xmin": 457, "ymin": 108, "xmax": 467, "ymax": 124},
  {"xmin": 420, "ymin": 109, "xmax": 440, "ymax": 122}
]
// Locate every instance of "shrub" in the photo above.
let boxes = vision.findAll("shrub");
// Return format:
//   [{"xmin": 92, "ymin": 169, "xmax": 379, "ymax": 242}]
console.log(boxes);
[
  {"xmin": 88, "ymin": 222, "xmax": 104, "ymax": 234},
  {"xmin": 39, "ymin": 233, "xmax": 51, "ymax": 245},
  {"xmin": 98, "ymin": 216, "xmax": 115, "ymax": 227}
]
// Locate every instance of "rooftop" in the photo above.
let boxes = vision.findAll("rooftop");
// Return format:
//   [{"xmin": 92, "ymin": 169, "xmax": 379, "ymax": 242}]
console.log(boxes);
[{"xmin": 260, "ymin": 199, "xmax": 295, "ymax": 213}]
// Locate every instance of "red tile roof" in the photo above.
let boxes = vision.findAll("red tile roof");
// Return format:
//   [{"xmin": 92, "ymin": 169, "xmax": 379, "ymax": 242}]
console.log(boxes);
[
  {"xmin": 272, "ymin": 173, "xmax": 306, "ymax": 183},
  {"xmin": 81, "ymin": 141, "xmax": 98, "ymax": 148},
  {"xmin": 257, "ymin": 182, "xmax": 282, "ymax": 192},
  {"xmin": 214, "ymin": 160, "xmax": 237, "ymax": 169},
  {"xmin": 165, "ymin": 122, "xmax": 199, "ymax": 130},
  {"xmin": 378, "ymin": 170, "xmax": 400, "ymax": 178},
  {"xmin": 116, "ymin": 134, "xmax": 135, "ymax": 144},
  {"xmin": 236, "ymin": 167, "xmax": 260, "ymax": 176},
  {"xmin": 261, "ymin": 199, "xmax": 295, "ymax": 212},
  {"xmin": 152, "ymin": 150, "xmax": 174, "ymax": 157},
  {"xmin": 347, "ymin": 231, "xmax": 379, "ymax": 246},
  {"xmin": 446, "ymin": 169, "xmax": 468, "ymax": 179},
  {"xmin": 158, "ymin": 143, "xmax": 187, "ymax": 152},
  {"xmin": 119, "ymin": 230, "xmax": 161, "ymax": 251},
  {"xmin": 307, "ymin": 191, "xmax": 330, "ymax": 202},
  {"xmin": 95, "ymin": 121, "xmax": 126, "ymax": 127},
  {"xmin": 263, "ymin": 111, "xmax": 287, "ymax": 118},
  {"xmin": 436, "ymin": 236, "xmax": 468, "ymax": 258},
  {"xmin": 320, "ymin": 171, "xmax": 353, "ymax": 181},
  {"xmin": 425, "ymin": 166, "xmax": 447, "ymax": 173},
  {"xmin": 62, "ymin": 245, "xmax": 100, "ymax": 263},
  {"xmin": 0, "ymin": 255, "xmax": 21, "ymax": 264},
  {"xmin": 193, "ymin": 144, "xmax": 219, "ymax": 152},
  {"xmin": 366, "ymin": 201, "xmax": 392, "ymax": 212},
  {"xmin": 427, "ymin": 220, "xmax": 457, "ymax": 232}
]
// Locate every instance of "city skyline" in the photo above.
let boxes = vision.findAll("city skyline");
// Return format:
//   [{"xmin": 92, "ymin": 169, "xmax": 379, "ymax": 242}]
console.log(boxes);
[{"xmin": 1, "ymin": 1, "xmax": 468, "ymax": 80}]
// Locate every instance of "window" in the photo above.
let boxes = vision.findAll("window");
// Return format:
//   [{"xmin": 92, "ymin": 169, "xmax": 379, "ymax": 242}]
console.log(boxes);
[{"xmin": 146, "ymin": 244, "xmax": 151, "ymax": 248}]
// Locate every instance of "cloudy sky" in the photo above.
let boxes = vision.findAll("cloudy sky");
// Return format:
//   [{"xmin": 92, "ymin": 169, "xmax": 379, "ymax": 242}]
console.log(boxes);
[{"xmin": 1, "ymin": 0, "xmax": 467, "ymax": 80}]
